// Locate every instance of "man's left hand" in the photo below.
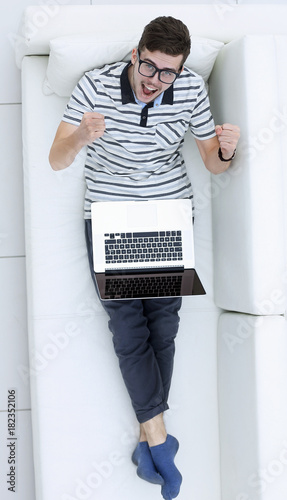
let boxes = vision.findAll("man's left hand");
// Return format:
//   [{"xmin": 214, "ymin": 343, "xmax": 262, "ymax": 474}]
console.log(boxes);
[{"xmin": 215, "ymin": 123, "xmax": 240, "ymax": 160}]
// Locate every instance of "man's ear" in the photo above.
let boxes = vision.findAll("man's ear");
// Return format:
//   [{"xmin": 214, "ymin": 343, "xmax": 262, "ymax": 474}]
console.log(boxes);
[{"xmin": 130, "ymin": 48, "xmax": 138, "ymax": 65}]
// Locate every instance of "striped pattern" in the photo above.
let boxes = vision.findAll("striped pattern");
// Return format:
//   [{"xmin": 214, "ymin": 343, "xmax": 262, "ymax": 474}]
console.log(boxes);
[{"xmin": 63, "ymin": 62, "xmax": 216, "ymax": 218}]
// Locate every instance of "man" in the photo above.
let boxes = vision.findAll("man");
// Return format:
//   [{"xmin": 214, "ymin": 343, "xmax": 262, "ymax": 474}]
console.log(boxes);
[{"xmin": 49, "ymin": 16, "xmax": 240, "ymax": 500}]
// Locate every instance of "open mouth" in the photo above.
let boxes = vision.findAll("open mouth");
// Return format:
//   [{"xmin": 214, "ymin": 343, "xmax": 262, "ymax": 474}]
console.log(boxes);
[{"xmin": 142, "ymin": 83, "xmax": 158, "ymax": 97}]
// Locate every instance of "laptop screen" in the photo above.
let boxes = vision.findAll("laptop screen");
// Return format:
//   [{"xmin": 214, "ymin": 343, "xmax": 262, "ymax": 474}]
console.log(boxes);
[{"xmin": 95, "ymin": 268, "xmax": 205, "ymax": 300}]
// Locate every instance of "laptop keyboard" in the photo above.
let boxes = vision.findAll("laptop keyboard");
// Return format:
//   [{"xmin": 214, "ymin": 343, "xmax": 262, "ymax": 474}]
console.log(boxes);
[
  {"xmin": 105, "ymin": 274, "xmax": 183, "ymax": 299},
  {"xmin": 104, "ymin": 231, "xmax": 183, "ymax": 265}
]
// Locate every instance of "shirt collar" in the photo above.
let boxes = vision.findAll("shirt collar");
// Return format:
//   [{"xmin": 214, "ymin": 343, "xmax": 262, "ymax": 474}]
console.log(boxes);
[
  {"xmin": 133, "ymin": 90, "xmax": 164, "ymax": 108},
  {"xmin": 120, "ymin": 63, "xmax": 174, "ymax": 106}
]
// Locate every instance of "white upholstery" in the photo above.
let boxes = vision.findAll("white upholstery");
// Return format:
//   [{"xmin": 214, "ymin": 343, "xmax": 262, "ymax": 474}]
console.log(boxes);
[
  {"xmin": 44, "ymin": 34, "xmax": 223, "ymax": 96},
  {"xmin": 22, "ymin": 55, "xmax": 221, "ymax": 500},
  {"xmin": 15, "ymin": 4, "xmax": 287, "ymax": 66},
  {"xmin": 218, "ymin": 313, "xmax": 287, "ymax": 500},
  {"xmin": 209, "ymin": 35, "xmax": 287, "ymax": 315},
  {"xmin": 19, "ymin": 5, "xmax": 287, "ymax": 500}
]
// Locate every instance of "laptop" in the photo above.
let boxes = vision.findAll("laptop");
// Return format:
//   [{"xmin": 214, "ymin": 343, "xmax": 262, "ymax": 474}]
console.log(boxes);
[{"xmin": 91, "ymin": 199, "xmax": 205, "ymax": 300}]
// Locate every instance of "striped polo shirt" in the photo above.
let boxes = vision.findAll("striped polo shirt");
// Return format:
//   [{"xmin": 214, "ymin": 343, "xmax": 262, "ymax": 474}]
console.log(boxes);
[{"xmin": 63, "ymin": 61, "xmax": 216, "ymax": 219}]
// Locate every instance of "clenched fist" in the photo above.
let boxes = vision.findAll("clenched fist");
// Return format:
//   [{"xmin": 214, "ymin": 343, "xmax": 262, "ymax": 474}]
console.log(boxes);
[
  {"xmin": 76, "ymin": 112, "xmax": 106, "ymax": 146},
  {"xmin": 215, "ymin": 123, "xmax": 240, "ymax": 160}
]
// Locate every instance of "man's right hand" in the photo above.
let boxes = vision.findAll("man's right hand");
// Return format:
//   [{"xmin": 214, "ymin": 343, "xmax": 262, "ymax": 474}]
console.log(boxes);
[
  {"xmin": 49, "ymin": 112, "xmax": 105, "ymax": 171},
  {"xmin": 76, "ymin": 112, "xmax": 106, "ymax": 147}
]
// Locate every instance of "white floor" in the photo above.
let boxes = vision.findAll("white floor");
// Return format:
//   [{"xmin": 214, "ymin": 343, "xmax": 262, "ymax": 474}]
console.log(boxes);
[{"xmin": 0, "ymin": 1, "xmax": 285, "ymax": 499}]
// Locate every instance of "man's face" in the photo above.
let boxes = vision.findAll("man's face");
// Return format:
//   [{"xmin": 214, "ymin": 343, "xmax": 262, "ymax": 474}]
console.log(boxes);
[{"xmin": 128, "ymin": 48, "xmax": 183, "ymax": 104}]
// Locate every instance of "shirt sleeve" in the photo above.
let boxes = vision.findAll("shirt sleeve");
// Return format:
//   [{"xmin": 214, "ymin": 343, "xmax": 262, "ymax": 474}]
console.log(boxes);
[
  {"xmin": 62, "ymin": 71, "xmax": 97, "ymax": 126},
  {"xmin": 189, "ymin": 80, "xmax": 216, "ymax": 140}
]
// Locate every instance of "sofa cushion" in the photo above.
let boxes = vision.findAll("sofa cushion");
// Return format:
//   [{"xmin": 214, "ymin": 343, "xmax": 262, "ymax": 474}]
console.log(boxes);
[
  {"xmin": 43, "ymin": 34, "xmax": 223, "ymax": 96},
  {"xmin": 22, "ymin": 54, "xmax": 222, "ymax": 500},
  {"xmin": 218, "ymin": 312, "xmax": 287, "ymax": 500}
]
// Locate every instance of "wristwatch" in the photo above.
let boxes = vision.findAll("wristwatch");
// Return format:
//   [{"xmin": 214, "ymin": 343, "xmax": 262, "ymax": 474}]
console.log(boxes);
[{"xmin": 218, "ymin": 147, "xmax": 236, "ymax": 162}]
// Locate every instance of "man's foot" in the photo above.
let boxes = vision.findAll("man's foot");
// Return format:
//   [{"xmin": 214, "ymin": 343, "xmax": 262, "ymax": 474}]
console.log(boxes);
[
  {"xmin": 132, "ymin": 441, "xmax": 164, "ymax": 485},
  {"xmin": 149, "ymin": 434, "xmax": 182, "ymax": 500}
]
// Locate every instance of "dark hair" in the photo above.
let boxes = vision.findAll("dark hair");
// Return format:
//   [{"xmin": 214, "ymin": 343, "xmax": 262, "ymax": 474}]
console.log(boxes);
[{"xmin": 138, "ymin": 16, "xmax": 191, "ymax": 66}]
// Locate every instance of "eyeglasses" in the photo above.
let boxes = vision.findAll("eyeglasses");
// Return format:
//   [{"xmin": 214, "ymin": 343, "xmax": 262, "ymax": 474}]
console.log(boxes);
[{"xmin": 137, "ymin": 53, "xmax": 181, "ymax": 84}]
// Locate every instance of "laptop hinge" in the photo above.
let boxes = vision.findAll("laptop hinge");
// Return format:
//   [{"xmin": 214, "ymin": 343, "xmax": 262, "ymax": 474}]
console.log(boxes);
[{"xmin": 105, "ymin": 266, "xmax": 185, "ymax": 276}]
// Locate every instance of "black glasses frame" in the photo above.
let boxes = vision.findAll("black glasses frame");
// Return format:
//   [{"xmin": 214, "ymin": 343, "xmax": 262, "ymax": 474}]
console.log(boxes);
[{"xmin": 137, "ymin": 53, "xmax": 181, "ymax": 84}]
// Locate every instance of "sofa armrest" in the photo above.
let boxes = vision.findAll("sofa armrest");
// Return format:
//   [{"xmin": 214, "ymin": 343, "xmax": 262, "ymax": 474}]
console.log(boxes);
[{"xmin": 209, "ymin": 35, "xmax": 287, "ymax": 315}]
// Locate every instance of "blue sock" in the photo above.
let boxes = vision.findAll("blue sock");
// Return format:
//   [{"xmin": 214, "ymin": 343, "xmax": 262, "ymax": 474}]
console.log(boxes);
[
  {"xmin": 132, "ymin": 441, "xmax": 164, "ymax": 485},
  {"xmin": 149, "ymin": 435, "xmax": 182, "ymax": 500}
]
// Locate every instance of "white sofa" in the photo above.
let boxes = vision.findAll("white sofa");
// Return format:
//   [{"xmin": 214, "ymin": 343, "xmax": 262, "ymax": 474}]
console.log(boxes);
[{"xmin": 17, "ymin": 5, "xmax": 287, "ymax": 500}]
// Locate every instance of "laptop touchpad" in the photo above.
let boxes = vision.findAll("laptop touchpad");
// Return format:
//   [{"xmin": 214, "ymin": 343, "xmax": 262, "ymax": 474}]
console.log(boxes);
[{"xmin": 127, "ymin": 203, "xmax": 158, "ymax": 228}]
